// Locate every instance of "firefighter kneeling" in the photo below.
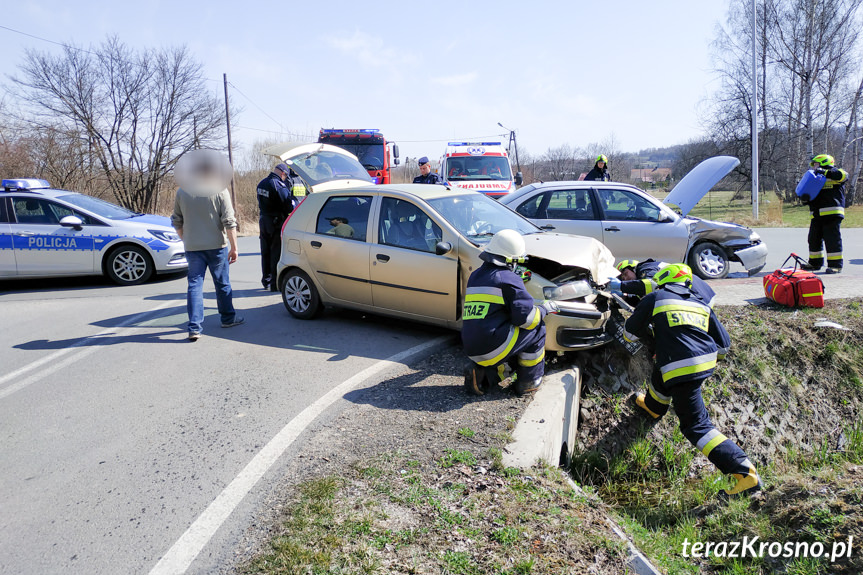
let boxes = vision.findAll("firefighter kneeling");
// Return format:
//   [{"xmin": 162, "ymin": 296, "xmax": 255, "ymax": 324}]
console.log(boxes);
[
  {"xmin": 462, "ymin": 229, "xmax": 557, "ymax": 397},
  {"xmin": 625, "ymin": 263, "xmax": 762, "ymax": 497}
]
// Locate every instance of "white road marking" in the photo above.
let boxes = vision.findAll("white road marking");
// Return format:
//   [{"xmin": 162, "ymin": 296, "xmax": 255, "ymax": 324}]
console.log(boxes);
[
  {"xmin": 0, "ymin": 300, "xmax": 176, "ymax": 400},
  {"xmin": 147, "ymin": 335, "xmax": 452, "ymax": 575}
]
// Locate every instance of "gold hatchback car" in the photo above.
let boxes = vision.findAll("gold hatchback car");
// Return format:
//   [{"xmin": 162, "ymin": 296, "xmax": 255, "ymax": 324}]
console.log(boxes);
[{"xmin": 270, "ymin": 143, "xmax": 621, "ymax": 352}]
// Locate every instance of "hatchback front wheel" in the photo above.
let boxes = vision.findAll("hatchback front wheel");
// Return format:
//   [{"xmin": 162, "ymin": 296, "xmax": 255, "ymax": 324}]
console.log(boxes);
[{"xmin": 281, "ymin": 269, "xmax": 323, "ymax": 319}]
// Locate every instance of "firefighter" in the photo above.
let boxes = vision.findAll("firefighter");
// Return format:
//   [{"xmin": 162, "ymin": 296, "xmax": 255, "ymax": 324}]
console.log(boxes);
[
  {"xmin": 462, "ymin": 229, "xmax": 558, "ymax": 397},
  {"xmin": 608, "ymin": 259, "xmax": 716, "ymax": 307},
  {"xmin": 800, "ymin": 154, "xmax": 846, "ymax": 273},
  {"xmin": 256, "ymin": 163, "xmax": 295, "ymax": 291},
  {"xmin": 413, "ymin": 156, "xmax": 442, "ymax": 184},
  {"xmin": 624, "ymin": 263, "xmax": 761, "ymax": 497},
  {"xmin": 584, "ymin": 154, "xmax": 610, "ymax": 181}
]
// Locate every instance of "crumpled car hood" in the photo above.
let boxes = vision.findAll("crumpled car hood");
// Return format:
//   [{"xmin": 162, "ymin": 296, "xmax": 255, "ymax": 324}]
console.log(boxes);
[
  {"xmin": 663, "ymin": 156, "xmax": 740, "ymax": 216},
  {"xmin": 522, "ymin": 233, "xmax": 619, "ymax": 282}
]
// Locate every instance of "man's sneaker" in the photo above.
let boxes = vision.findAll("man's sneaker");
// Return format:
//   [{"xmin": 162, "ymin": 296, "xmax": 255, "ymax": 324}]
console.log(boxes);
[
  {"xmin": 825, "ymin": 267, "xmax": 842, "ymax": 274},
  {"xmin": 188, "ymin": 332, "xmax": 201, "ymax": 342},
  {"xmin": 635, "ymin": 392, "xmax": 662, "ymax": 419},
  {"xmin": 723, "ymin": 467, "xmax": 762, "ymax": 498},
  {"xmin": 221, "ymin": 316, "xmax": 245, "ymax": 328}
]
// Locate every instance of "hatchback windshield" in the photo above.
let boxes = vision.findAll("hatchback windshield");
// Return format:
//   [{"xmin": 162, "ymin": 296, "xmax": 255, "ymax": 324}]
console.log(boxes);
[
  {"xmin": 58, "ymin": 193, "xmax": 137, "ymax": 220},
  {"xmin": 428, "ymin": 193, "xmax": 540, "ymax": 246},
  {"xmin": 444, "ymin": 156, "xmax": 512, "ymax": 181},
  {"xmin": 286, "ymin": 150, "xmax": 373, "ymax": 186}
]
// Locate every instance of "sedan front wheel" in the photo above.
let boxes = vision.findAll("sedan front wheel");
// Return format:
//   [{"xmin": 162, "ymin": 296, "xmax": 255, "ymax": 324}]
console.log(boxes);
[{"xmin": 688, "ymin": 241, "xmax": 730, "ymax": 280}]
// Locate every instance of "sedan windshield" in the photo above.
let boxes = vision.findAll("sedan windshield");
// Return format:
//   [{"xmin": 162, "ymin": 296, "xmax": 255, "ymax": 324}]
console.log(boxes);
[
  {"xmin": 286, "ymin": 150, "xmax": 373, "ymax": 186},
  {"xmin": 444, "ymin": 156, "xmax": 512, "ymax": 181},
  {"xmin": 428, "ymin": 193, "xmax": 540, "ymax": 246},
  {"xmin": 57, "ymin": 193, "xmax": 137, "ymax": 220}
]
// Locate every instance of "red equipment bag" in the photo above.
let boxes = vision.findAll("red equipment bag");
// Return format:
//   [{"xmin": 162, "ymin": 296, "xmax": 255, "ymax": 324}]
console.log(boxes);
[{"xmin": 763, "ymin": 253, "xmax": 825, "ymax": 308}]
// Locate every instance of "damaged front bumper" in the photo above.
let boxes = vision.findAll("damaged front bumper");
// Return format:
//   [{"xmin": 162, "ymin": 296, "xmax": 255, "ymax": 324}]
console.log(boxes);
[{"xmin": 731, "ymin": 241, "xmax": 768, "ymax": 276}]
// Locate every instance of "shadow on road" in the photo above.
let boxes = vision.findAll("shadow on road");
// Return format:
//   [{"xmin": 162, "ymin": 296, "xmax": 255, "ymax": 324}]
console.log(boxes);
[{"xmin": 0, "ymin": 271, "xmax": 187, "ymax": 293}]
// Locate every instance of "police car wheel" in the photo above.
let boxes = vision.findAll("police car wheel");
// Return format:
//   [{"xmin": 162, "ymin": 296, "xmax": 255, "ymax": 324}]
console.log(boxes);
[
  {"xmin": 281, "ymin": 269, "xmax": 322, "ymax": 319},
  {"xmin": 105, "ymin": 245, "xmax": 154, "ymax": 285},
  {"xmin": 688, "ymin": 241, "xmax": 729, "ymax": 280}
]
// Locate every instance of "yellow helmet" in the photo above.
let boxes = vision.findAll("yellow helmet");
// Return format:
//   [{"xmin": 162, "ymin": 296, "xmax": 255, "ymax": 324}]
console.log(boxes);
[
  {"xmin": 655, "ymin": 263, "xmax": 693, "ymax": 287},
  {"xmin": 810, "ymin": 154, "xmax": 835, "ymax": 168},
  {"xmin": 596, "ymin": 154, "xmax": 608, "ymax": 164},
  {"xmin": 616, "ymin": 260, "xmax": 639, "ymax": 272}
]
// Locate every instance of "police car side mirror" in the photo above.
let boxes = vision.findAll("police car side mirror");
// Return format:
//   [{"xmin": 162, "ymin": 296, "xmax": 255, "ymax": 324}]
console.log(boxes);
[
  {"xmin": 435, "ymin": 241, "xmax": 453, "ymax": 256},
  {"xmin": 60, "ymin": 215, "xmax": 84, "ymax": 231},
  {"xmin": 514, "ymin": 171, "xmax": 523, "ymax": 186}
]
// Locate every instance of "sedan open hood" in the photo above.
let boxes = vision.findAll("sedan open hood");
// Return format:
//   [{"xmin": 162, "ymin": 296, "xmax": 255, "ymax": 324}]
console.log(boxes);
[
  {"xmin": 522, "ymin": 233, "xmax": 619, "ymax": 283},
  {"xmin": 261, "ymin": 142, "xmax": 374, "ymax": 193},
  {"xmin": 662, "ymin": 156, "xmax": 740, "ymax": 216}
]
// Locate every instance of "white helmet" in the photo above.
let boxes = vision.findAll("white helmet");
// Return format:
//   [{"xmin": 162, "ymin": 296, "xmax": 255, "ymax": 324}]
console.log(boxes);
[{"xmin": 483, "ymin": 229, "xmax": 527, "ymax": 266}]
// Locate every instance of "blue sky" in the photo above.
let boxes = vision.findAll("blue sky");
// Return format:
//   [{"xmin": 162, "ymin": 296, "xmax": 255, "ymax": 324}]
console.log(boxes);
[{"xmin": 1, "ymin": 0, "xmax": 731, "ymax": 161}]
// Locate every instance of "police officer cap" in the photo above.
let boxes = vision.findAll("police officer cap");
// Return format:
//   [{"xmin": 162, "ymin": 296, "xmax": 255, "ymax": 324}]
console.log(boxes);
[
  {"xmin": 418, "ymin": 156, "xmax": 430, "ymax": 166},
  {"xmin": 275, "ymin": 163, "xmax": 290, "ymax": 173}
]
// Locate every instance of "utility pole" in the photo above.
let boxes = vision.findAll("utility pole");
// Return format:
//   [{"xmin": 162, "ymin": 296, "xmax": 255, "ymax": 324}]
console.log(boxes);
[
  {"xmin": 751, "ymin": 0, "xmax": 760, "ymax": 220},
  {"xmin": 498, "ymin": 122, "xmax": 520, "ymax": 172},
  {"xmin": 223, "ymin": 73, "xmax": 238, "ymax": 227}
]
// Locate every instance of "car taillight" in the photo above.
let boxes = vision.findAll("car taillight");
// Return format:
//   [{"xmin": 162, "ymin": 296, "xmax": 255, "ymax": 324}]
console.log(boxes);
[{"xmin": 281, "ymin": 197, "xmax": 306, "ymax": 235}]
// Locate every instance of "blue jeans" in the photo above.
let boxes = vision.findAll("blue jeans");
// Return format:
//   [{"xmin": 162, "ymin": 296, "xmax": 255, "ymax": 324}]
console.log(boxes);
[{"xmin": 186, "ymin": 247, "xmax": 236, "ymax": 334}]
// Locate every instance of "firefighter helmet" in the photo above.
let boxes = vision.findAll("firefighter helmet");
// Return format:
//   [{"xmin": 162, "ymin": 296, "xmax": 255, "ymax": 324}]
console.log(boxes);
[
  {"xmin": 654, "ymin": 263, "xmax": 693, "ymax": 286},
  {"xmin": 483, "ymin": 229, "xmax": 527, "ymax": 264},
  {"xmin": 810, "ymin": 154, "xmax": 835, "ymax": 168},
  {"xmin": 596, "ymin": 154, "xmax": 608, "ymax": 164},
  {"xmin": 616, "ymin": 260, "xmax": 639, "ymax": 272}
]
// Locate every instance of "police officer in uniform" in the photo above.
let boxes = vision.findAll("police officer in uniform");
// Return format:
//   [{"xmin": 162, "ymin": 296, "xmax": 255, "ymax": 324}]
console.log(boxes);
[
  {"xmin": 608, "ymin": 259, "xmax": 716, "ymax": 308},
  {"xmin": 624, "ymin": 264, "xmax": 761, "ymax": 497},
  {"xmin": 462, "ymin": 229, "xmax": 558, "ymax": 397},
  {"xmin": 413, "ymin": 157, "xmax": 442, "ymax": 184},
  {"xmin": 288, "ymin": 168, "xmax": 307, "ymax": 210},
  {"xmin": 800, "ymin": 154, "xmax": 847, "ymax": 273},
  {"xmin": 257, "ymin": 163, "xmax": 294, "ymax": 291},
  {"xmin": 584, "ymin": 154, "xmax": 610, "ymax": 181}
]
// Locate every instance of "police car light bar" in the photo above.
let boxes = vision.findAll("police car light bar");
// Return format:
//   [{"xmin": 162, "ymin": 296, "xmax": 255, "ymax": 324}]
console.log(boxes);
[
  {"xmin": 1, "ymin": 178, "xmax": 52, "ymax": 191},
  {"xmin": 447, "ymin": 142, "xmax": 502, "ymax": 147}
]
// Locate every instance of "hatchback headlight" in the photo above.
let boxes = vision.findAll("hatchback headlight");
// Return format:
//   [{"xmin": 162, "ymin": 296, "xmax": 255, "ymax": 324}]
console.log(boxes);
[{"xmin": 149, "ymin": 229, "xmax": 182, "ymax": 242}]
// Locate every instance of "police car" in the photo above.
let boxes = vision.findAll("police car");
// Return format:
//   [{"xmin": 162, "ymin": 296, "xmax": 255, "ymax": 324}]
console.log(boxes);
[
  {"xmin": 440, "ymin": 142, "xmax": 523, "ymax": 199},
  {"xmin": 1, "ymin": 179, "xmax": 187, "ymax": 285}
]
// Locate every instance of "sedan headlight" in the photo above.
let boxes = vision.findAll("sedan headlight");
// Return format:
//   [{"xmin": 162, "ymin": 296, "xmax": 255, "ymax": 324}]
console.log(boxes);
[
  {"xmin": 149, "ymin": 229, "xmax": 182, "ymax": 242},
  {"xmin": 749, "ymin": 231, "xmax": 761, "ymax": 242}
]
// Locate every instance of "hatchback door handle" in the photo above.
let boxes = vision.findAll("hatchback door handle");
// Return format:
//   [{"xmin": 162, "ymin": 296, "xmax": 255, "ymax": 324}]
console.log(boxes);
[
  {"xmin": 376, "ymin": 254, "xmax": 390, "ymax": 262},
  {"xmin": 604, "ymin": 227, "xmax": 620, "ymax": 232},
  {"xmin": 310, "ymin": 241, "xmax": 322, "ymax": 248}
]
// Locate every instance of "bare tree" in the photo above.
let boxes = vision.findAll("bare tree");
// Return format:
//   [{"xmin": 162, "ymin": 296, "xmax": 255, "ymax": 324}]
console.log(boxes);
[{"xmin": 9, "ymin": 37, "xmax": 225, "ymax": 212}]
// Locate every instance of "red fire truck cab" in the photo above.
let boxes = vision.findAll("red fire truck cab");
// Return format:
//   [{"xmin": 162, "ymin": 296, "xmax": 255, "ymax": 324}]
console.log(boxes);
[{"xmin": 317, "ymin": 129, "xmax": 400, "ymax": 184}]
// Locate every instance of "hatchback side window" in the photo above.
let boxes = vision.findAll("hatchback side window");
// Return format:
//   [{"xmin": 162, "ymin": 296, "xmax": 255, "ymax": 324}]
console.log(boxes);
[
  {"xmin": 379, "ymin": 198, "xmax": 442, "ymax": 253},
  {"xmin": 13, "ymin": 198, "xmax": 61, "ymax": 224},
  {"xmin": 597, "ymin": 189, "xmax": 661, "ymax": 222},
  {"xmin": 315, "ymin": 196, "xmax": 372, "ymax": 241}
]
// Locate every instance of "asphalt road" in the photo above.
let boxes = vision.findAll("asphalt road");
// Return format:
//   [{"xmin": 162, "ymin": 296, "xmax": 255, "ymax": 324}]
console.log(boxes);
[{"xmin": 0, "ymin": 236, "xmax": 448, "ymax": 575}]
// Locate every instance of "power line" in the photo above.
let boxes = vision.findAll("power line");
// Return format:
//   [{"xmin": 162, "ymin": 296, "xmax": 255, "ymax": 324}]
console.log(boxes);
[{"xmin": 227, "ymin": 81, "xmax": 287, "ymax": 131}]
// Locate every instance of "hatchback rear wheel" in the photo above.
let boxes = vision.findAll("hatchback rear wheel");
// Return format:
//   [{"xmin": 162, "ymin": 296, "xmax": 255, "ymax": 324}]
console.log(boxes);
[{"xmin": 281, "ymin": 269, "xmax": 323, "ymax": 319}]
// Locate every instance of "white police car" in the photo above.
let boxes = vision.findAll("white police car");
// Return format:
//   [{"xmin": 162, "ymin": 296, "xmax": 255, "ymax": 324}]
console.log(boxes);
[{"xmin": 1, "ymin": 179, "xmax": 187, "ymax": 285}]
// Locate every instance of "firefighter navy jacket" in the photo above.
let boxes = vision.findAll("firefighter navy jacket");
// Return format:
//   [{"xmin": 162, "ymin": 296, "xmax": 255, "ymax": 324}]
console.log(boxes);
[
  {"xmin": 621, "ymin": 259, "xmax": 717, "ymax": 307},
  {"xmin": 810, "ymin": 167, "xmax": 847, "ymax": 219},
  {"xmin": 624, "ymin": 283, "xmax": 730, "ymax": 386},
  {"xmin": 461, "ymin": 262, "xmax": 546, "ymax": 366}
]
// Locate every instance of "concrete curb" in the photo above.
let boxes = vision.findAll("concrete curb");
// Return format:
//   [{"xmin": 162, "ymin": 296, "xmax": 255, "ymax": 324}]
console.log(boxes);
[
  {"xmin": 501, "ymin": 367, "xmax": 581, "ymax": 468},
  {"xmin": 504, "ymin": 368, "xmax": 661, "ymax": 575}
]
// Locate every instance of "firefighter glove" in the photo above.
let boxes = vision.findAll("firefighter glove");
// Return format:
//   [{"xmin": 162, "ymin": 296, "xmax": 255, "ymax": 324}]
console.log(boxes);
[
  {"xmin": 607, "ymin": 277, "xmax": 622, "ymax": 293},
  {"xmin": 539, "ymin": 300, "xmax": 559, "ymax": 314}
]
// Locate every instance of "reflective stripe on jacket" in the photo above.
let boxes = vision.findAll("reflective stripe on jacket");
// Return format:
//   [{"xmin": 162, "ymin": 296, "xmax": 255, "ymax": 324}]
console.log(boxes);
[
  {"xmin": 461, "ymin": 261, "xmax": 546, "ymax": 366},
  {"xmin": 624, "ymin": 283, "xmax": 730, "ymax": 386}
]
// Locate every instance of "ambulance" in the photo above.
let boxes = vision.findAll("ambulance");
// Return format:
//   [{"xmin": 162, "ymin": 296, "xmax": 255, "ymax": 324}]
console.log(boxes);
[{"xmin": 439, "ymin": 142, "xmax": 523, "ymax": 199}]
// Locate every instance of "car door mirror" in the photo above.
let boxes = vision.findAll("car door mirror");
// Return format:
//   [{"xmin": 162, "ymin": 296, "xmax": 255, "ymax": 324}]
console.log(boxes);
[
  {"xmin": 435, "ymin": 241, "xmax": 453, "ymax": 255},
  {"xmin": 60, "ymin": 215, "xmax": 84, "ymax": 230},
  {"xmin": 514, "ymin": 171, "xmax": 523, "ymax": 186}
]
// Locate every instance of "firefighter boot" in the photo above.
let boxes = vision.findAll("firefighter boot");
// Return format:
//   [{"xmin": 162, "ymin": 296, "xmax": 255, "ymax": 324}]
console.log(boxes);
[
  {"xmin": 724, "ymin": 466, "xmax": 762, "ymax": 497},
  {"xmin": 635, "ymin": 392, "xmax": 662, "ymax": 419},
  {"xmin": 464, "ymin": 363, "xmax": 489, "ymax": 396}
]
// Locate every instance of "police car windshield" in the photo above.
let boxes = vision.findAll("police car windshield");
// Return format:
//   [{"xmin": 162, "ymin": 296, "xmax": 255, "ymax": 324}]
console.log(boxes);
[
  {"xmin": 287, "ymin": 151, "xmax": 374, "ymax": 186},
  {"xmin": 428, "ymin": 193, "xmax": 540, "ymax": 246},
  {"xmin": 57, "ymin": 194, "xmax": 137, "ymax": 220},
  {"xmin": 445, "ymin": 156, "xmax": 512, "ymax": 181}
]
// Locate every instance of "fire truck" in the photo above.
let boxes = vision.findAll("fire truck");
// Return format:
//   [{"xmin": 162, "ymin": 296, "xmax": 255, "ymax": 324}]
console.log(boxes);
[
  {"xmin": 317, "ymin": 129, "xmax": 400, "ymax": 184},
  {"xmin": 439, "ymin": 141, "xmax": 523, "ymax": 199}
]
